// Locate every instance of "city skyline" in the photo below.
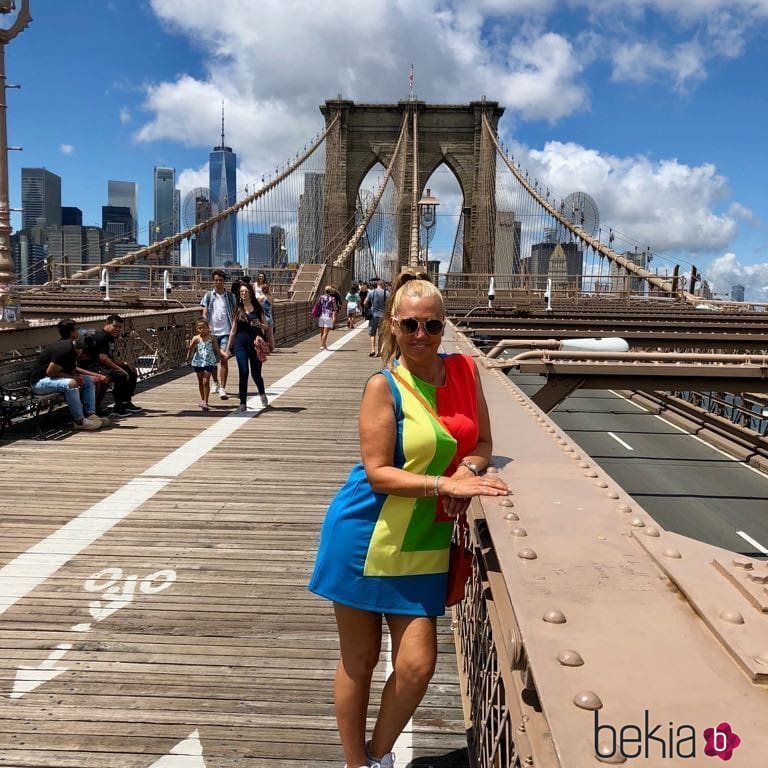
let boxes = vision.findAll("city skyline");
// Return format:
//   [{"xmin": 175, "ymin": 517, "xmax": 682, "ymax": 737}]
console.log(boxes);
[{"xmin": 4, "ymin": 2, "xmax": 767, "ymax": 297}]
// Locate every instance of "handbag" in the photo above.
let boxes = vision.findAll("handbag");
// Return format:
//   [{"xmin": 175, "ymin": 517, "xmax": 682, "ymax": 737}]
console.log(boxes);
[
  {"xmin": 310, "ymin": 300, "xmax": 321, "ymax": 318},
  {"xmin": 390, "ymin": 366, "xmax": 475, "ymax": 606},
  {"xmin": 446, "ymin": 511, "xmax": 473, "ymax": 607}
]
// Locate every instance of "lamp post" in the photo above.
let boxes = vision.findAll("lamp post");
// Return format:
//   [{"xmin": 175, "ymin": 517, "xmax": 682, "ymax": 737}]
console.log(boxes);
[
  {"xmin": 417, "ymin": 188, "xmax": 439, "ymax": 271},
  {"xmin": 0, "ymin": 0, "xmax": 31, "ymax": 327}
]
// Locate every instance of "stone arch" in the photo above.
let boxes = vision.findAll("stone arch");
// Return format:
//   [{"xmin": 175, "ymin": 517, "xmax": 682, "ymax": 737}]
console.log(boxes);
[{"xmin": 320, "ymin": 99, "xmax": 504, "ymax": 273}]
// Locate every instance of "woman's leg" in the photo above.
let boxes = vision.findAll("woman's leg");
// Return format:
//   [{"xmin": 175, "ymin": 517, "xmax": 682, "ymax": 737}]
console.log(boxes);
[
  {"xmin": 369, "ymin": 615, "xmax": 437, "ymax": 759},
  {"xmin": 195, "ymin": 370, "xmax": 206, "ymax": 401},
  {"xmin": 333, "ymin": 603, "xmax": 383, "ymax": 768},
  {"xmin": 247, "ymin": 349, "xmax": 265, "ymax": 395},
  {"xmin": 233, "ymin": 347, "xmax": 249, "ymax": 404}
]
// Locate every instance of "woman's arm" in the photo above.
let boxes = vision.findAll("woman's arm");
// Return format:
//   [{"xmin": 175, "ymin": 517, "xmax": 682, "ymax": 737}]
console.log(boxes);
[
  {"xmin": 211, "ymin": 336, "xmax": 222, "ymax": 360},
  {"xmin": 360, "ymin": 373, "xmax": 507, "ymax": 500}
]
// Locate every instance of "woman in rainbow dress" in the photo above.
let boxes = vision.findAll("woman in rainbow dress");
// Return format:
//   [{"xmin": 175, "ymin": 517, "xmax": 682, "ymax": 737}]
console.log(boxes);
[{"xmin": 309, "ymin": 274, "xmax": 509, "ymax": 768}]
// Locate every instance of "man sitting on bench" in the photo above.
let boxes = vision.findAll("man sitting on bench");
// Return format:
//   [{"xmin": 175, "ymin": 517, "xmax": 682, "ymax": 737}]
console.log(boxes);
[{"xmin": 30, "ymin": 319, "xmax": 108, "ymax": 431}]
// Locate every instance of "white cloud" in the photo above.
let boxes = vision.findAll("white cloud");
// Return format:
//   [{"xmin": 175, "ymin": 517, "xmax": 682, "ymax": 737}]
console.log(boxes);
[
  {"xmin": 119, "ymin": 107, "xmax": 131, "ymax": 125},
  {"xmin": 60, "ymin": 144, "xmax": 75, "ymax": 155},
  {"xmin": 513, "ymin": 140, "xmax": 738, "ymax": 253},
  {"xmin": 707, "ymin": 252, "xmax": 768, "ymax": 300},
  {"xmin": 134, "ymin": 0, "xmax": 763, "ymax": 274}
]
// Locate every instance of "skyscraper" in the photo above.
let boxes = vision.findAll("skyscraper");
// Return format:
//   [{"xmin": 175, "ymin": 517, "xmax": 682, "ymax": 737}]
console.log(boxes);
[
  {"xmin": 101, "ymin": 206, "xmax": 134, "ymax": 242},
  {"xmin": 494, "ymin": 210, "xmax": 522, "ymax": 287},
  {"xmin": 153, "ymin": 167, "xmax": 175, "ymax": 242},
  {"xmin": 21, "ymin": 168, "xmax": 61, "ymax": 230},
  {"xmin": 108, "ymin": 181, "xmax": 138, "ymax": 241},
  {"xmin": 298, "ymin": 172, "xmax": 324, "ymax": 263},
  {"xmin": 209, "ymin": 107, "xmax": 237, "ymax": 266}
]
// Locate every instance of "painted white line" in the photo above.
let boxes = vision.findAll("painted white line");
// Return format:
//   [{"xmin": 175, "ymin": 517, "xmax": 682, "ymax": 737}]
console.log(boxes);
[
  {"xmin": 609, "ymin": 390, "xmax": 649, "ymax": 412},
  {"xmin": 736, "ymin": 530, "xmax": 768, "ymax": 555},
  {"xmin": 0, "ymin": 328, "xmax": 367, "ymax": 615},
  {"xmin": 607, "ymin": 431, "xmax": 634, "ymax": 451},
  {"xmin": 148, "ymin": 729, "xmax": 206, "ymax": 767},
  {"xmin": 145, "ymin": 326, "xmax": 366, "ymax": 478},
  {"xmin": 607, "ymin": 390, "xmax": 768, "ymax": 481},
  {"xmin": 652, "ymin": 414, "xmax": 768, "ymax": 479},
  {"xmin": 385, "ymin": 630, "xmax": 414, "ymax": 766},
  {"xmin": 0, "ymin": 476, "xmax": 170, "ymax": 615}
]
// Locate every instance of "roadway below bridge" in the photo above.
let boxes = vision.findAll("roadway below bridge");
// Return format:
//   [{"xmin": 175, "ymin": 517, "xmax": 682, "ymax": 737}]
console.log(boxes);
[{"xmin": 508, "ymin": 372, "xmax": 768, "ymax": 559}]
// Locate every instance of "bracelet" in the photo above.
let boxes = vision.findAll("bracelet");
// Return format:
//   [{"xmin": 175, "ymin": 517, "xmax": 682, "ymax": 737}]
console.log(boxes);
[
  {"xmin": 433, "ymin": 475, "xmax": 441, "ymax": 496},
  {"xmin": 423, "ymin": 475, "xmax": 429, "ymax": 497},
  {"xmin": 460, "ymin": 459, "xmax": 480, "ymax": 475}
]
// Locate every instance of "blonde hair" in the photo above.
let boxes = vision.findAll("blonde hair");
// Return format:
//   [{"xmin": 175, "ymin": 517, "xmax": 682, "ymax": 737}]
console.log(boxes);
[{"xmin": 380, "ymin": 276, "xmax": 444, "ymax": 366}]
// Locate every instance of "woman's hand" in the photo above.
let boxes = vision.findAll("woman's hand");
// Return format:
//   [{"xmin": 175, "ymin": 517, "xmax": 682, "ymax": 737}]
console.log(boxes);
[{"xmin": 441, "ymin": 473, "xmax": 509, "ymax": 501}]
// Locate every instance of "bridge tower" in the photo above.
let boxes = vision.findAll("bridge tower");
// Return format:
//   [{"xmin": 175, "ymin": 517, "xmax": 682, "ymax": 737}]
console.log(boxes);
[{"xmin": 320, "ymin": 98, "xmax": 504, "ymax": 274}]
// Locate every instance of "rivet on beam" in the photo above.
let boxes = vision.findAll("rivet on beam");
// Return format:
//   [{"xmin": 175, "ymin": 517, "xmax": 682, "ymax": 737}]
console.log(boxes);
[
  {"xmin": 617, "ymin": 505, "xmax": 632, "ymax": 514},
  {"xmin": 663, "ymin": 549, "xmax": 682, "ymax": 559},
  {"xmin": 505, "ymin": 512, "xmax": 519, "ymax": 521},
  {"xmin": 719, "ymin": 609, "xmax": 745, "ymax": 625},
  {"xmin": 595, "ymin": 481, "xmax": 608, "ymax": 488},
  {"xmin": 644, "ymin": 527, "xmax": 661, "ymax": 537},
  {"xmin": 595, "ymin": 743, "xmax": 627, "ymax": 763},
  {"xmin": 499, "ymin": 498, "xmax": 515, "ymax": 507},
  {"xmin": 607, "ymin": 491, "xmax": 620, "ymax": 499},
  {"xmin": 543, "ymin": 610, "xmax": 566, "ymax": 624},
  {"xmin": 631, "ymin": 518, "xmax": 645, "ymax": 528},
  {"xmin": 573, "ymin": 691, "xmax": 603, "ymax": 710},
  {"xmin": 733, "ymin": 558, "xmax": 753, "ymax": 570},
  {"xmin": 584, "ymin": 470, "xmax": 598, "ymax": 478},
  {"xmin": 557, "ymin": 649, "xmax": 584, "ymax": 666},
  {"xmin": 519, "ymin": 548, "xmax": 538, "ymax": 560},
  {"xmin": 512, "ymin": 528, "xmax": 528, "ymax": 537}
]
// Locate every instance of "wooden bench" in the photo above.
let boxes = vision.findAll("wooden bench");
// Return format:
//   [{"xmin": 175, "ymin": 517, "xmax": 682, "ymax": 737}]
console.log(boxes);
[{"xmin": 0, "ymin": 358, "xmax": 66, "ymax": 438}]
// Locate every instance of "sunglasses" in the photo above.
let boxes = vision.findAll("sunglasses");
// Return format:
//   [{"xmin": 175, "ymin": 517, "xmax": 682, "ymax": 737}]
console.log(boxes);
[{"xmin": 394, "ymin": 317, "xmax": 445, "ymax": 336}]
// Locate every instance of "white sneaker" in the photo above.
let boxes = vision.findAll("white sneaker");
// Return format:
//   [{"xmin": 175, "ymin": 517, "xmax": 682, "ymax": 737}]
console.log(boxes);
[
  {"xmin": 85, "ymin": 414, "xmax": 109, "ymax": 427},
  {"xmin": 259, "ymin": 394, "xmax": 269, "ymax": 408},
  {"xmin": 219, "ymin": 387, "xmax": 229, "ymax": 399},
  {"xmin": 366, "ymin": 741, "xmax": 394, "ymax": 768},
  {"xmin": 74, "ymin": 419, "xmax": 100, "ymax": 431}
]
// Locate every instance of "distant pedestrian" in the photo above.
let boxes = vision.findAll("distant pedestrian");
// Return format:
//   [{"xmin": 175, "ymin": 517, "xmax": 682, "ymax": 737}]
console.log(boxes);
[
  {"xmin": 364, "ymin": 279, "xmax": 388, "ymax": 357},
  {"xmin": 186, "ymin": 318, "xmax": 222, "ymax": 411},
  {"xmin": 317, "ymin": 285, "xmax": 339, "ymax": 350},
  {"xmin": 200, "ymin": 269, "xmax": 236, "ymax": 400},
  {"xmin": 226, "ymin": 283, "xmax": 269, "ymax": 412},
  {"xmin": 330, "ymin": 285, "xmax": 343, "ymax": 328},
  {"xmin": 345, "ymin": 284, "xmax": 361, "ymax": 329}
]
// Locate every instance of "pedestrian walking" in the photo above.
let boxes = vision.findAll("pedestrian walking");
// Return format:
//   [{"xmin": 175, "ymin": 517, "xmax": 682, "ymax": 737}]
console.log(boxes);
[
  {"xmin": 317, "ymin": 286, "xmax": 339, "ymax": 350},
  {"xmin": 200, "ymin": 269, "xmax": 236, "ymax": 400},
  {"xmin": 186, "ymin": 318, "xmax": 222, "ymax": 411},
  {"xmin": 226, "ymin": 283, "xmax": 269, "ymax": 412}
]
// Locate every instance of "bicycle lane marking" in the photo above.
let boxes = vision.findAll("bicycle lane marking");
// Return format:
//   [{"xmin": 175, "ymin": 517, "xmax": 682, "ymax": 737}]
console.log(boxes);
[{"xmin": 0, "ymin": 326, "xmax": 366, "ymax": 615}]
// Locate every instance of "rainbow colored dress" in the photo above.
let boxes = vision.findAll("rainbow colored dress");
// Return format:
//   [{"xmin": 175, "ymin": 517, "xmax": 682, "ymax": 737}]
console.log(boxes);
[{"xmin": 308, "ymin": 353, "xmax": 479, "ymax": 616}]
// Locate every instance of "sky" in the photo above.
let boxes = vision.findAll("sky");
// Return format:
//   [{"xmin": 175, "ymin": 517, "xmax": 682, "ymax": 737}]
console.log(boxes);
[{"xmin": 4, "ymin": 0, "xmax": 768, "ymax": 299}]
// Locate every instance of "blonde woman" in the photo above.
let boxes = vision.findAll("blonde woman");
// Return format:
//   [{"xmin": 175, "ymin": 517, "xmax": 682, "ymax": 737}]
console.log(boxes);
[{"xmin": 309, "ymin": 275, "xmax": 508, "ymax": 767}]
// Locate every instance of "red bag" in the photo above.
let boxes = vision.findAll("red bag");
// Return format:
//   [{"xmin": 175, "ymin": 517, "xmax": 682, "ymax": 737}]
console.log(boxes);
[
  {"xmin": 310, "ymin": 301, "xmax": 321, "ymax": 318},
  {"xmin": 446, "ymin": 513, "xmax": 473, "ymax": 607}
]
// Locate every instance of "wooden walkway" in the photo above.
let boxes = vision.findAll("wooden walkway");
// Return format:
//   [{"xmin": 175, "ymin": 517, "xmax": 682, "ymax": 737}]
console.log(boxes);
[{"xmin": 0, "ymin": 326, "xmax": 470, "ymax": 767}]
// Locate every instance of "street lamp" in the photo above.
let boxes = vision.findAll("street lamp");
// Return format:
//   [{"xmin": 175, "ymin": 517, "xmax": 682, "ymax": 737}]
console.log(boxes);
[
  {"xmin": 0, "ymin": 0, "xmax": 31, "ymax": 327},
  {"xmin": 417, "ymin": 188, "xmax": 439, "ymax": 270}
]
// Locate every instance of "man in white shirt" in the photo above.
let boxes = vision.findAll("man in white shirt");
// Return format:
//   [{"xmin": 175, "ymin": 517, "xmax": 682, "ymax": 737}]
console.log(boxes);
[{"xmin": 200, "ymin": 269, "xmax": 236, "ymax": 399}]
